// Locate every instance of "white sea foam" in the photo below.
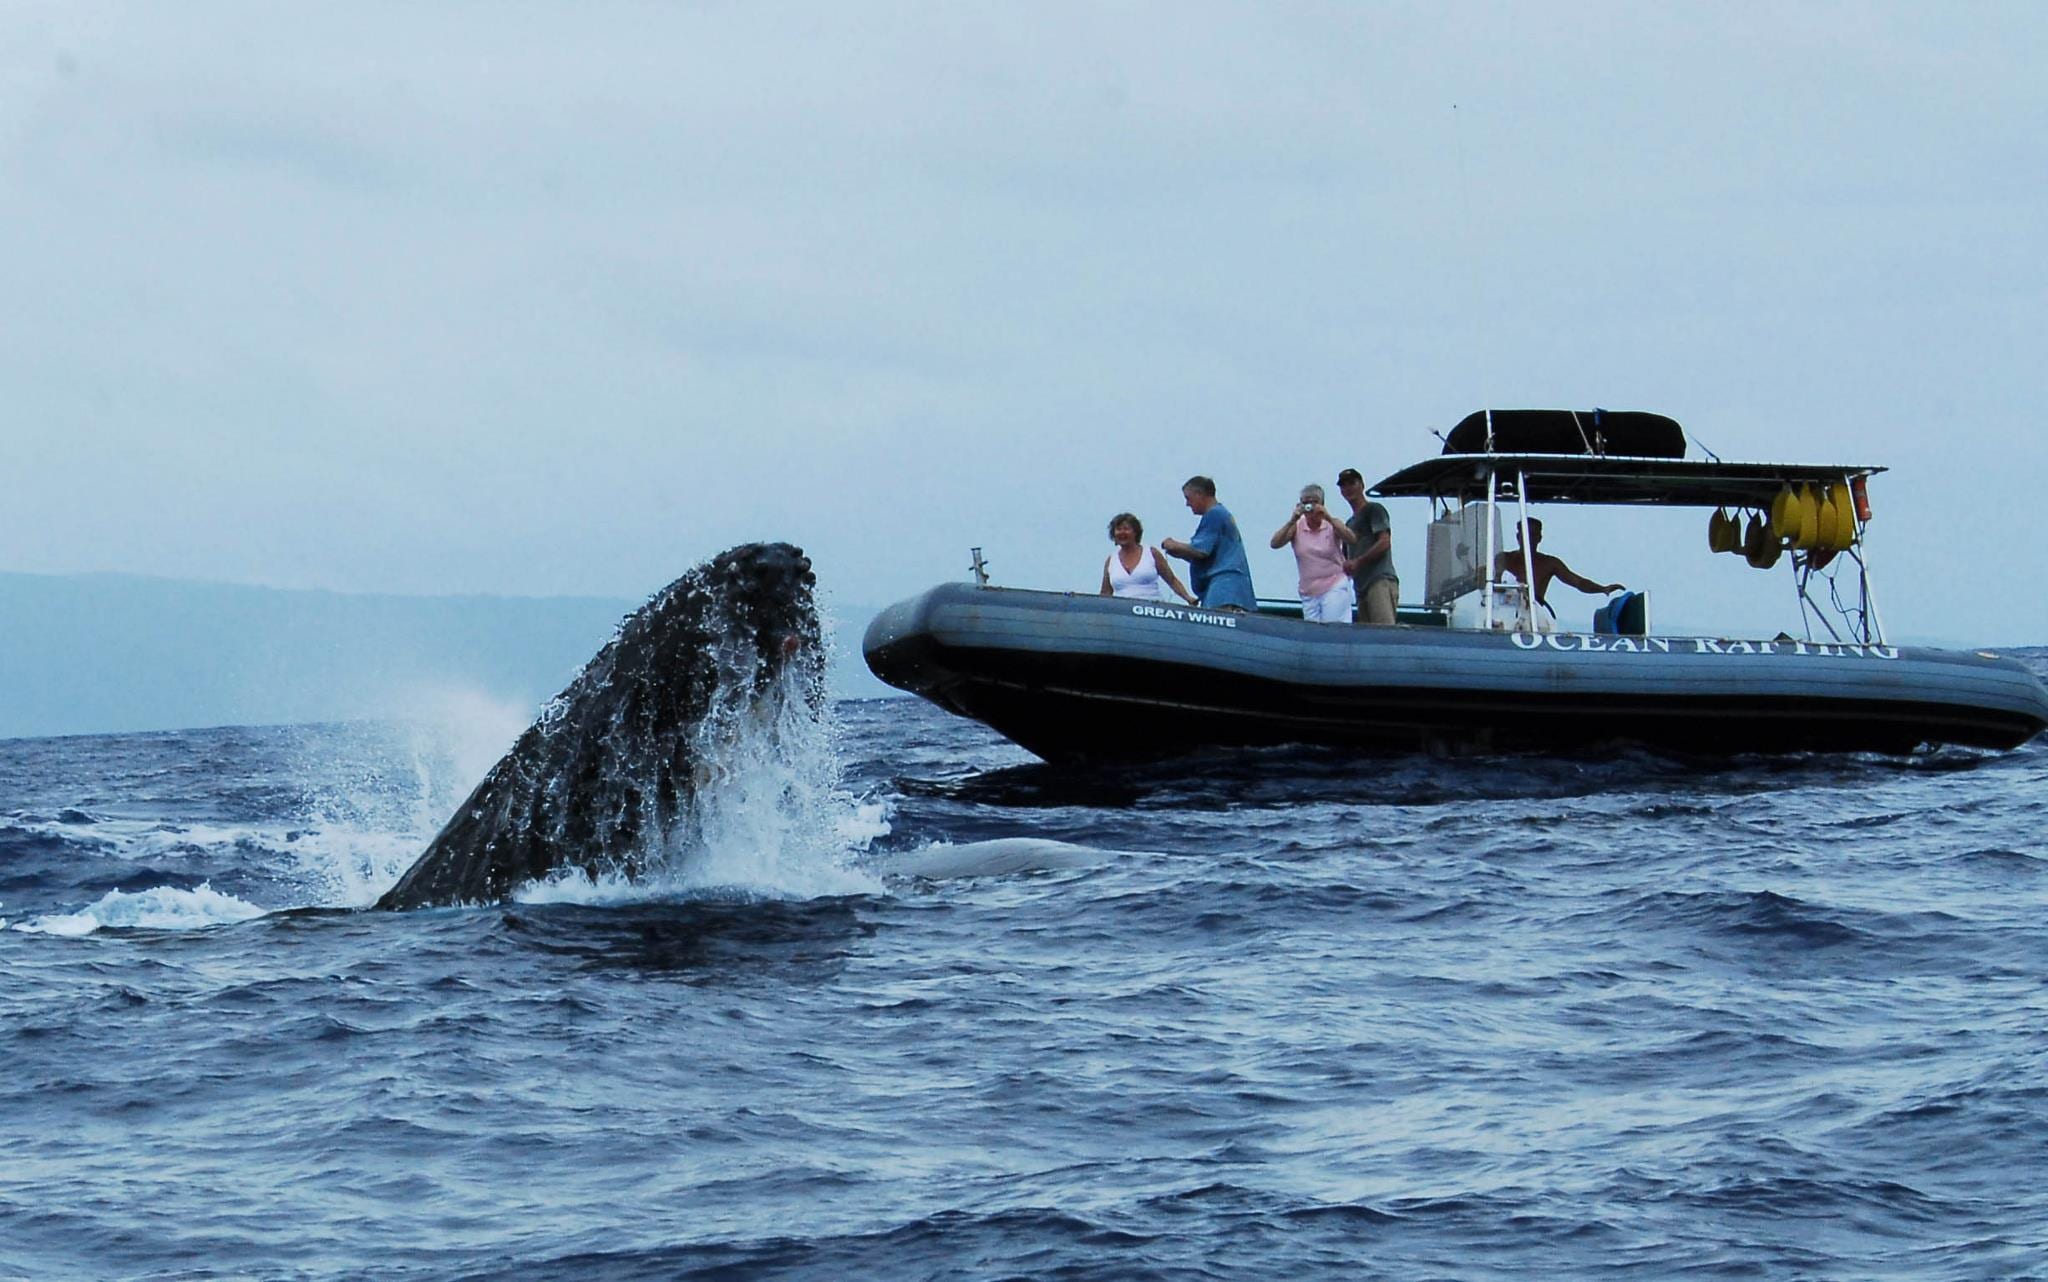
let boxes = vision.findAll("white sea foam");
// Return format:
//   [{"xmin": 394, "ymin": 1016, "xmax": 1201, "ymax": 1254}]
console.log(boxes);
[
  {"xmin": 837, "ymin": 799, "xmax": 895, "ymax": 848},
  {"xmin": 280, "ymin": 828, "xmax": 432, "ymax": 909},
  {"xmin": 513, "ymin": 663, "xmax": 884, "ymax": 905},
  {"xmin": 268, "ymin": 689, "xmax": 534, "ymax": 905},
  {"xmin": 52, "ymin": 811, "xmax": 422, "ymax": 913},
  {"xmin": 10, "ymin": 883, "xmax": 268, "ymax": 936}
]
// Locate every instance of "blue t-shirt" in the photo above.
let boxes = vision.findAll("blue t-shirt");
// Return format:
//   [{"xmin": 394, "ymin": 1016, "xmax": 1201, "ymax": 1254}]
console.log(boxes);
[{"xmin": 1189, "ymin": 504, "xmax": 1255, "ymax": 609}]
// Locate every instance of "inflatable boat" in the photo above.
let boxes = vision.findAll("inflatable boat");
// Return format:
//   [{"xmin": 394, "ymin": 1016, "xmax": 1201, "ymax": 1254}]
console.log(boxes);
[{"xmin": 864, "ymin": 410, "xmax": 2048, "ymax": 761}]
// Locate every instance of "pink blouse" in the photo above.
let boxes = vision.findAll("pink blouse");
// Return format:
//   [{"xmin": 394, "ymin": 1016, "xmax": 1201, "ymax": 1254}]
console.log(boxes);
[{"xmin": 1290, "ymin": 517, "xmax": 1348, "ymax": 597}]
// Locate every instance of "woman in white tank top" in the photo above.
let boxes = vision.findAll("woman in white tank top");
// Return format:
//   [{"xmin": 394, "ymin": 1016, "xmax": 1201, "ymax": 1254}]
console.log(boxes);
[{"xmin": 1100, "ymin": 512, "xmax": 1198, "ymax": 604}]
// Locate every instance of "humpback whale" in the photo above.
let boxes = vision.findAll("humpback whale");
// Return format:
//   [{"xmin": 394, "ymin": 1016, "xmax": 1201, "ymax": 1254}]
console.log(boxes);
[{"xmin": 375, "ymin": 542, "xmax": 823, "ymax": 909}]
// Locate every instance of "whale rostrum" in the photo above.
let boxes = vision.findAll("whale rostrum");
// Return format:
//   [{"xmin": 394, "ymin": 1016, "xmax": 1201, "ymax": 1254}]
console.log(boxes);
[{"xmin": 375, "ymin": 542, "xmax": 823, "ymax": 909}]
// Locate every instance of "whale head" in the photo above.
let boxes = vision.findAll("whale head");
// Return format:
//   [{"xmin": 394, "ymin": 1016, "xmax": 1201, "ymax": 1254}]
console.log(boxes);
[
  {"xmin": 683, "ymin": 541, "xmax": 823, "ymax": 699},
  {"xmin": 375, "ymin": 541, "xmax": 828, "ymax": 909}
]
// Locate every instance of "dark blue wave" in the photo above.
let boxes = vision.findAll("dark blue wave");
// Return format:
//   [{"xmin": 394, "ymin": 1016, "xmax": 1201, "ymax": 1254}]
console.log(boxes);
[{"xmin": 2, "ymin": 707, "xmax": 2046, "ymax": 1279}]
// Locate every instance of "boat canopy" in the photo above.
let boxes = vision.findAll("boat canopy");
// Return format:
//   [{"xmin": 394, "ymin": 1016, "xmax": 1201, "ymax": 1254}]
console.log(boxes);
[
  {"xmin": 1372, "ymin": 453, "xmax": 1887, "ymax": 508},
  {"xmin": 1441, "ymin": 409, "xmax": 1685, "ymax": 458}
]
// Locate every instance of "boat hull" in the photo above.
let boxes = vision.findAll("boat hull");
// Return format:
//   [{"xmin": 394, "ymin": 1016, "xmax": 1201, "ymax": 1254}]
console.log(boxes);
[{"xmin": 863, "ymin": 584, "xmax": 2048, "ymax": 762}]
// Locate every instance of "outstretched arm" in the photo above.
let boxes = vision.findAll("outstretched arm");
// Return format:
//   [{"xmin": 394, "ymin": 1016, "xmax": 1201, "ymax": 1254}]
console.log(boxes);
[
  {"xmin": 1160, "ymin": 537, "xmax": 1206, "ymax": 562},
  {"xmin": 1552, "ymin": 560, "xmax": 1622, "ymax": 595},
  {"xmin": 1152, "ymin": 548, "xmax": 1198, "ymax": 604}
]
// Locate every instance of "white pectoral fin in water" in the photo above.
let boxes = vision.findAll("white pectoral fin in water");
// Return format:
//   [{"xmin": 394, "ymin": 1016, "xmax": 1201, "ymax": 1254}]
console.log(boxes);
[{"xmin": 881, "ymin": 838, "xmax": 1124, "ymax": 880}]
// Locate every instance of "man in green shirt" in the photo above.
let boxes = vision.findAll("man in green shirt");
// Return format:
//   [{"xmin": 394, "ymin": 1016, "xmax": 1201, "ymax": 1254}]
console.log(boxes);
[{"xmin": 1336, "ymin": 467, "xmax": 1398, "ymax": 625}]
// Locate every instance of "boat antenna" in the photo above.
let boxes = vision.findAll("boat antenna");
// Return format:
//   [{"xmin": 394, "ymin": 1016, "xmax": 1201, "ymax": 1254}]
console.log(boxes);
[
  {"xmin": 1691, "ymin": 432, "xmax": 1724, "ymax": 463},
  {"xmin": 1569, "ymin": 410, "xmax": 1596, "ymax": 454},
  {"xmin": 969, "ymin": 547, "xmax": 991, "ymax": 587}
]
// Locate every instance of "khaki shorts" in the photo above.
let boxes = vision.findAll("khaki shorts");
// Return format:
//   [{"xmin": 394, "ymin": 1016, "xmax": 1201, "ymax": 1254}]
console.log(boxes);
[{"xmin": 1357, "ymin": 577, "xmax": 1399, "ymax": 625}]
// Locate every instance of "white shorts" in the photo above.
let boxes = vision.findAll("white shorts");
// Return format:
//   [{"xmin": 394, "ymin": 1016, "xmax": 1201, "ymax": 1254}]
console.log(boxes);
[{"xmin": 1300, "ymin": 580, "xmax": 1356, "ymax": 624}]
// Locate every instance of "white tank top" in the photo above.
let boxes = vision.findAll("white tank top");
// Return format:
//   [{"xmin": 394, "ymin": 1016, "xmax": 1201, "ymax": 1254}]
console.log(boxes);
[{"xmin": 1107, "ymin": 545, "xmax": 1170, "ymax": 600}]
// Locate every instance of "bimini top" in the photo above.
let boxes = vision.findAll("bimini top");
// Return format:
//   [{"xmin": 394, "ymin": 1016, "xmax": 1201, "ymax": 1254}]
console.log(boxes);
[
  {"xmin": 1441, "ymin": 409, "xmax": 1686, "ymax": 458},
  {"xmin": 1375, "ymin": 409, "xmax": 1886, "ymax": 508}
]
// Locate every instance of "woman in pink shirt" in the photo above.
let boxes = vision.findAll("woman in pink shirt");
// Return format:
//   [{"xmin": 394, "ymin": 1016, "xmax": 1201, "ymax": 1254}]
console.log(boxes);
[{"xmin": 1269, "ymin": 484, "xmax": 1360, "ymax": 624}]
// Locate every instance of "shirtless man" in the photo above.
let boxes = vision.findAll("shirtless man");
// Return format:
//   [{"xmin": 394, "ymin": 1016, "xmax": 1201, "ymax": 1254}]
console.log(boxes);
[{"xmin": 1494, "ymin": 517, "xmax": 1623, "ymax": 612}]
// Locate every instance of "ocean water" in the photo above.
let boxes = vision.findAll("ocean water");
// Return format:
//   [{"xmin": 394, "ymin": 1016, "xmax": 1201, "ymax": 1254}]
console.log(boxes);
[{"xmin": 3, "ymin": 669, "xmax": 2047, "ymax": 1281}]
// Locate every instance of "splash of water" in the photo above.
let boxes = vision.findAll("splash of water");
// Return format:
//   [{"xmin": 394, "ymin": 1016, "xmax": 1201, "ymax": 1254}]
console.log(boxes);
[
  {"xmin": 515, "ymin": 659, "xmax": 883, "ymax": 904},
  {"xmin": 10, "ymin": 883, "xmax": 268, "ymax": 936},
  {"xmin": 278, "ymin": 693, "xmax": 533, "ymax": 908}
]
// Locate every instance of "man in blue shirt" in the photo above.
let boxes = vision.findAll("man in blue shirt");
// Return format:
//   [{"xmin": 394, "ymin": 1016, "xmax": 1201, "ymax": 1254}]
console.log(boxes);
[{"xmin": 1161, "ymin": 475, "xmax": 1256, "ymax": 610}]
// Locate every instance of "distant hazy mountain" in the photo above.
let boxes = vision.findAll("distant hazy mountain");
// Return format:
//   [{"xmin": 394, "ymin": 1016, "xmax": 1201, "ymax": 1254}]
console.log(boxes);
[{"xmin": 0, "ymin": 572, "xmax": 890, "ymax": 740}]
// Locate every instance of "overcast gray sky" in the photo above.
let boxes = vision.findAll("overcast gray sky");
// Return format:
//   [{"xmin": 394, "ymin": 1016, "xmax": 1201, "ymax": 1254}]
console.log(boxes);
[{"xmin": 5, "ymin": 2, "xmax": 2045, "ymax": 643}]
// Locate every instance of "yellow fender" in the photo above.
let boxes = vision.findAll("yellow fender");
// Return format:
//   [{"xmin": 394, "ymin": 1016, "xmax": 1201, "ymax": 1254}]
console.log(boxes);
[
  {"xmin": 1743, "ymin": 512, "xmax": 1779, "ymax": 567},
  {"xmin": 1815, "ymin": 487, "xmax": 1841, "ymax": 552},
  {"xmin": 1709, "ymin": 507, "xmax": 1740, "ymax": 554},
  {"xmin": 1768, "ymin": 485, "xmax": 1795, "ymax": 543},
  {"xmin": 1793, "ymin": 483, "xmax": 1821, "ymax": 550}
]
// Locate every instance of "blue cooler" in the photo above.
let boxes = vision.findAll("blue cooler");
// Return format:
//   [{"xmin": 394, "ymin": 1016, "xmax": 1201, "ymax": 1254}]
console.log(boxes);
[{"xmin": 1593, "ymin": 590, "xmax": 1648, "ymax": 636}]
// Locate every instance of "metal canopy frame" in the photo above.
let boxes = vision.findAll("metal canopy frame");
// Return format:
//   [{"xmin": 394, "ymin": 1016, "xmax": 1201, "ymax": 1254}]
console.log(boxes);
[
  {"xmin": 1393, "ymin": 456, "xmax": 1888, "ymax": 645},
  {"xmin": 1372, "ymin": 453, "xmax": 1886, "ymax": 509}
]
